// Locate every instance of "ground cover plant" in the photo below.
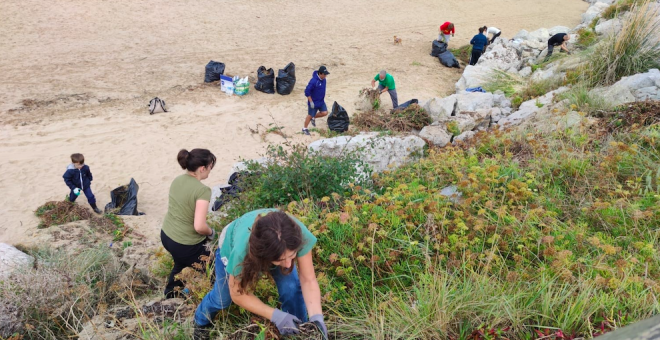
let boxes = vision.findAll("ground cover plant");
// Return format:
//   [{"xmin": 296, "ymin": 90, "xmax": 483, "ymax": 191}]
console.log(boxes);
[{"xmin": 196, "ymin": 102, "xmax": 660, "ymax": 339}]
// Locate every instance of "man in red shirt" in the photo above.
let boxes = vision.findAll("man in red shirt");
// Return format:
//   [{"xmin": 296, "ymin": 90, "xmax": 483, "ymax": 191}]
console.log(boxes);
[{"xmin": 439, "ymin": 22, "xmax": 455, "ymax": 43}]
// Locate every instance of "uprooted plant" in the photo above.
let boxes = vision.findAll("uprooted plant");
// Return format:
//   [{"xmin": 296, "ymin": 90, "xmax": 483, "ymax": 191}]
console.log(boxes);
[
  {"xmin": 353, "ymin": 104, "xmax": 431, "ymax": 132},
  {"xmin": 359, "ymin": 88, "xmax": 381, "ymax": 110}
]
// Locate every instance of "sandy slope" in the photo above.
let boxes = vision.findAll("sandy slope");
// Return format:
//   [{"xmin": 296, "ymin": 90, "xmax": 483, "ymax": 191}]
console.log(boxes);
[{"xmin": 0, "ymin": 0, "xmax": 588, "ymax": 245}]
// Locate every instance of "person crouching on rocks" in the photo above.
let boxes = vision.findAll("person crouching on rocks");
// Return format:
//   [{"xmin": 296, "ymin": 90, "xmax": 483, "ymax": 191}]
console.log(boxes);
[
  {"xmin": 544, "ymin": 33, "xmax": 571, "ymax": 62},
  {"xmin": 485, "ymin": 26, "xmax": 501, "ymax": 44},
  {"xmin": 469, "ymin": 26, "xmax": 489, "ymax": 66},
  {"xmin": 160, "ymin": 148, "xmax": 216, "ymax": 299},
  {"xmin": 192, "ymin": 209, "xmax": 328, "ymax": 340}
]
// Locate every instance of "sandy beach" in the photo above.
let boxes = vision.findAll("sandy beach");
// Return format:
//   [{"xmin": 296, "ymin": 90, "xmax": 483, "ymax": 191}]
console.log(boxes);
[{"xmin": 0, "ymin": 0, "xmax": 588, "ymax": 245}]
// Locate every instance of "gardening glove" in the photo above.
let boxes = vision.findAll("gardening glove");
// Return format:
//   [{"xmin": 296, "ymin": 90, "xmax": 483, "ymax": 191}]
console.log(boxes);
[
  {"xmin": 309, "ymin": 101, "xmax": 315, "ymax": 109},
  {"xmin": 310, "ymin": 314, "xmax": 328, "ymax": 339},
  {"xmin": 271, "ymin": 309, "xmax": 301, "ymax": 336},
  {"xmin": 73, "ymin": 188, "xmax": 82, "ymax": 196},
  {"xmin": 207, "ymin": 229, "xmax": 216, "ymax": 241}
]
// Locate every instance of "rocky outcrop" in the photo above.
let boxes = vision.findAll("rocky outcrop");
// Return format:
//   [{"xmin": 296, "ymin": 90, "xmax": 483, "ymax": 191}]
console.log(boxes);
[
  {"xmin": 422, "ymin": 95, "xmax": 456, "ymax": 122},
  {"xmin": 498, "ymin": 87, "xmax": 569, "ymax": 127},
  {"xmin": 595, "ymin": 18, "xmax": 622, "ymax": 35},
  {"xmin": 419, "ymin": 125, "xmax": 452, "ymax": 147},
  {"xmin": 0, "ymin": 243, "xmax": 34, "ymax": 280},
  {"xmin": 590, "ymin": 69, "xmax": 660, "ymax": 106},
  {"xmin": 582, "ymin": 2, "xmax": 610, "ymax": 24},
  {"xmin": 308, "ymin": 133, "xmax": 426, "ymax": 173}
]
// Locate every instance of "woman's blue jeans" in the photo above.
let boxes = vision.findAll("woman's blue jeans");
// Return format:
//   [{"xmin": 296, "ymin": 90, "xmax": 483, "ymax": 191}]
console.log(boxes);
[{"xmin": 194, "ymin": 248, "xmax": 308, "ymax": 326}]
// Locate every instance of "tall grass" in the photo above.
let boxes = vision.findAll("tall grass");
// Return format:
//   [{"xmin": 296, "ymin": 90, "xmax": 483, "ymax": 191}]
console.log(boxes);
[
  {"xmin": 558, "ymin": 84, "xmax": 609, "ymax": 113},
  {"xmin": 584, "ymin": 0, "xmax": 660, "ymax": 86}
]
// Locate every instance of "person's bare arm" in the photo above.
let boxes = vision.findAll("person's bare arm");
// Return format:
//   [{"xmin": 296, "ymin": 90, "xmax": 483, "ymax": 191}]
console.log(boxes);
[
  {"xmin": 380, "ymin": 87, "xmax": 389, "ymax": 94},
  {"xmin": 298, "ymin": 252, "xmax": 323, "ymax": 316},
  {"xmin": 229, "ymin": 275, "xmax": 276, "ymax": 319},
  {"xmin": 371, "ymin": 79, "xmax": 376, "ymax": 88},
  {"xmin": 193, "ymin": 200, "xmax": 213, "ymax": 235}
]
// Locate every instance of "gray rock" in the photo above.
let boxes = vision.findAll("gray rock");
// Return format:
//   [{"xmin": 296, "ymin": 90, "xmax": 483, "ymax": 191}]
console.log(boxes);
[
  {"xmin": 518, "ymin": 66, "xmax": 532, "ymax": 78},
  {"xmin": 477, "ymin": 40, "xmax": 523, "ymax": 72},
  {"xmin": 498, "ymin": 87, "xmax": 568, "ymax": 127},
  {"xmin": 548, "ymin": 26, "xmax": 571, "ymax": 36},
  {"xmin": 423, "ymin": 95, "xmax": 456, "ymax": 122},
  {"xmin": 455, "ymin": 65, "xmax": 491, "ymax": 93},
  {"xmin": 490, "ymin": 107, "xmax": 505, "ymax": 122},
  {"xmin": 633, "ymin": 86, "xmax": 660, "ymax": 101},
  {"xmin": 591, "ymin": 69, "xmax": 660, "ymax": 106},
  {"xmin": 595, "ymin": 18, "xmax": 622, "ymax": 35},
  {"xmin": 558, "ymin": 111, "xmax": 585, "ymax": 130},
  {"xmin": 0, "ymin": 243, "xmax": 34, "ymax": 280},
  {"xmin": 582, "ymin": 2, "xmax": 610, "ymax": 24},
  {"xmin": 308, "ymin": 133, "xmax": 426, "ymax": 173},
  {"xmin": 454, "ymin": 131, "xmax": 476, "ymax": 142},
  {"xmin": 440, "ymin": 114, "xmax": 477, "ymax": 134},
  {"xmin": 529, "ymin": 28, "xmax": 550, "ymax": 42},
  {"xmin": 419, "ymin": 125, "xmax": 452, "ymax": 147},
  {"xmin": 513, "ymin": 29, "xmax": 532, "ymax": 41},
  {"xmin": 456, "ymin": 92, "xmax": 494, "ymax": 112},
  {"xmin": 614, "ymin": 69, "xmax": 660, "ymax": 91},
  {"xmin": 440, "ymin": 185, "xmax": 463, "ymax": 204},
  {"xmin": 531, "ymin": 65, "xmax": 560, "ymax": 82}
]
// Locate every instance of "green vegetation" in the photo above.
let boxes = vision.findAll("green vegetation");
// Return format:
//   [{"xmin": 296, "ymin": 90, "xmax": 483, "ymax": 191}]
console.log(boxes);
[
  {"xmin": 581, "ymin": 0, "xmax": 660, "ymax": 86},
  {"xmin": 577, "ymin": 27, "xmax": 597, "ymax": 47},
  {"xmin": 602, "ymin": 0, "xmax": 645, "ymax": 19},
  {"xmin": 202, "ymin": 102, "xmax": 660, "ymax": 338},
  {"xmin": 558, "ymin": 84, "xmax": 609, "ymax": 113},
  {"xmin": 451, "ymin": 44, "xmax": 472, "ymax": 64}
]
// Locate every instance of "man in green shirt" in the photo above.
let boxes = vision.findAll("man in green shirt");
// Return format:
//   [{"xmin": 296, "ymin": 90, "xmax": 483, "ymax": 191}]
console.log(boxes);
[{"xmin": 371, "ymin": 70, "xmax": 398, "ymax": 109}]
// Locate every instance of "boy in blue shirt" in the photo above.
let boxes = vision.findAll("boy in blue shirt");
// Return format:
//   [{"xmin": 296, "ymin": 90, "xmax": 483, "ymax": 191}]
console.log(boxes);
[
  {"xmin": 469, "ymin": 26, "xmax": 489, "ymax": 66},
  {"xmin": 302, "ymin": 66, "xmax": 329, "ymax": 136},
  {"xmin": 63, "ymin": 153, "xmax": 102, "ymax": 214}
]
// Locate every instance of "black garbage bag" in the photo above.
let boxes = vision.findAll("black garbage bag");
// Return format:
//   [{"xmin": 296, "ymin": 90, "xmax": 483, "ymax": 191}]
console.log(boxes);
[
  {"xmin": 327, "ymin": 101, "xmax": 350, "ymax": 132},
  {"xmin": 276, "ymin": 62, "xmax": 296, "ymax": 95},
  {"xmin": 431, "ymin": 40, "xmax": 447, "ymax": 57},
  {"xmin": 104, "ymin": 178, "xmax": 142, "ymax": 215},
  {"xmin": 204, "ymin": 61, "xmax": 225, "ymax": 83},
  {"xmin": 391, "ymin": 99, "xmax": 419, "ymax": 113},
  {"xmin": 211, "ymin": 172, "xmax": 248, "ymax": 211},
  {"xmin": 438, "ymin": 51, "xmax": 460, "ymax": 68},
  {"xmin": 254, "ymin": 66, "xmax": 275, "ymax": 94}
]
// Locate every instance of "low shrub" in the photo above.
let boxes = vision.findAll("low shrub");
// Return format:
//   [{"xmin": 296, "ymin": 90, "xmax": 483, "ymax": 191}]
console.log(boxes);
[
  {"xmin": 450, "ymin": 44, "xmax": 472, "ymax": 64},
  {"xmin": 220, "ymin": 143, "xmax": 373, "ymax": 220},
  {"xmin": 577, "ymin": 27, "xmax": 597, "ymax": 47},
  {"xmin": 559, "ymin": 84, "xmax": 610, "ymax": 113},
  {"xmin": 353, "ymin": 104, "xmax": 431, "ymax": 132}
]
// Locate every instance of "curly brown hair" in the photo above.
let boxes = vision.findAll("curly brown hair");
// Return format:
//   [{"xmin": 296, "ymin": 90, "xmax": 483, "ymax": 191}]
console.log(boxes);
[{"xmin": 236, "ymin": 210, "xmax": 304, "ymax": 294}]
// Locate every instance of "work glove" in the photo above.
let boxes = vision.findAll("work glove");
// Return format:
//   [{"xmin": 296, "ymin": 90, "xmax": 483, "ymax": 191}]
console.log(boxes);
[
  {"xmin": 309, "ymin": 101, "xmax": 315, "ymax": 109},
  {"xmin": 73, "ymin": 188, "xmax": 82, "ymax": 196},
  {"xmin": 271, "ymin": 309, "xmax": 301, "ymax": 336},
  {"xmin": 310, "ymin": 314, "xmax": 328, "ymax": 339},
  {"xmin": 207, "ymin": 229, "xmax": 216, "ymax": 240}
]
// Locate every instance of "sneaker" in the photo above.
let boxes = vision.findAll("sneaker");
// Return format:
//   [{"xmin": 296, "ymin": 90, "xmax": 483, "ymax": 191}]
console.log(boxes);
[
  {"xmin": 302, "ymin": 128, "xmax": 310, "ymax": 136},
  {"xmin": 311, "ymin": 118, "xmax": 316, "ymax": 127},
  {"xmin": 192, "ymin": 323, "xmax": 211, "ymax": 340}
]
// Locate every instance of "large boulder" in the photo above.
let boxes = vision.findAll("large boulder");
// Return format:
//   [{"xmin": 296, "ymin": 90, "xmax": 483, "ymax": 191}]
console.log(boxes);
[
  {"xmin": 513, "ymin": 29, "xmax": 532, "ymax": 41},
  {"xmin": 308, "ymin": 133, "xmax": 426, "ymax": 173},
  {"xmin": 590, "ymin": 69, "xmax": 660, "ymax": 106},
  {"xmin": 0, "ymin": 243, "xmax": 34, "ymax": 280},
  {"xmin": 477, "ymin": 40, "xmax": 523, "ymax": 72},
  {"xmin": 498, "ymin": 87, "xmax": 568, "ymax": 127},
  {"xmin": 422, "ymin": 95, "xmax": 456, "ymax": 122},
  {"xmin": 439, "ymin": 114, "xmax": 478, "ymax": 134},
  {"xmin": 455, "ymin": 92, "xmax": 494, "ymax": 112},
  {"xmin": 529, "ymin": 28, "xmax": 550, "ymax": 42},
  {"xmin": 582, "ymin": 2, "xmax": 610, "ymax": 24},
  {"xmin": 634, "ymin": 86, "xmax": 660, "ymax": 101},
  {"xmin": 419, "ymin": 125, "xmax": 452, "ymax": 147},
  {"xmin": 595, "ymin": 18, "xmax": 622, "ymax": 35},
  {"xmin": 519, "ymin": 66, "xmax": 533, "ymax": 78},
  {"xmin": 455, "ymin": 65, "xmax": 491, "ymax": 93},
  {"xmin": 548, "ymin": 26, "xmax": 571, "ymax": 36}
]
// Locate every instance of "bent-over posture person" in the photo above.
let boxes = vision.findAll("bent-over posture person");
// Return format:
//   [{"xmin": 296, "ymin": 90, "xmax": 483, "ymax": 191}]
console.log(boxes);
[{"xmin": 192, "ymin": 209, "xmax": 328, "ymax": 340}]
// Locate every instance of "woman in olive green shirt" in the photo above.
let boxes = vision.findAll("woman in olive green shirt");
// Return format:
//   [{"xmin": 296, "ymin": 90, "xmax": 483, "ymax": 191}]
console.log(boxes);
[{"xmin": 160, "ymin": 148, "xmax": 216, "ymax": 298}]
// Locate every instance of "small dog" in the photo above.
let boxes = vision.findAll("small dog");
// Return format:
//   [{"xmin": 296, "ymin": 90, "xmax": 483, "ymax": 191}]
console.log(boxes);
[{"xmin": 393, "ymin": 36, "xmax": 402, "ymax": 45}]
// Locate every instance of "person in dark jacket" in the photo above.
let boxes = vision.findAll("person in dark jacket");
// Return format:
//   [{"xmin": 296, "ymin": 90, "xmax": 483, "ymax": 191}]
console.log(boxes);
[
  {"xmin": 302, "ymin": 66, "xmax": 330, "ymax": 136},
  {"xmin": 63, "ymin": 153, "xmax": 102, "ymax": 213},
  {"xmin": 469, "ymin": 26, "xmax": 489, "ymax": 66},
  {"xmin": 544, "ymin": 33, "xmax": 571, "ymax": 61}
]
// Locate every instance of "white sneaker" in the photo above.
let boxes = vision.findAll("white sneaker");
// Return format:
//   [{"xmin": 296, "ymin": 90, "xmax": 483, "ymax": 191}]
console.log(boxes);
[{"xmin": 302, "ymin": 128, "xmax": 310, "ymax": 135}]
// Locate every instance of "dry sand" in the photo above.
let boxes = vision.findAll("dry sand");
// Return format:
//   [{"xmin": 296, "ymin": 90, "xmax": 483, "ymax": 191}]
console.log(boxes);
[{"xmin": 0, "ymin": 0, "xmax": 588, "ymax": 245}]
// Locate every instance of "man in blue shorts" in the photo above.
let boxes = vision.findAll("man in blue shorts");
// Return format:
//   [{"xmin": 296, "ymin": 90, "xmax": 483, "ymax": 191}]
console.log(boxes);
[{"xmin": 303, "ymin": 66, "xmax": 329, "ymax": 135}]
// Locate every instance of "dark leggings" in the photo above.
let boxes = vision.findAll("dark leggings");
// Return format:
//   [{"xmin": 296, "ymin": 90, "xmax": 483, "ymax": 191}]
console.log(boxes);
[
  {"xmin": 470, "ymin": 49, "xmax": 483, "ymax": 66},
  {"xmin": 160, "ymin": 230, "xmax": 212, "ymax": 298},
  {"xmin": 490, "ymin": 31, "xmax": 501, "ymax": 44}
]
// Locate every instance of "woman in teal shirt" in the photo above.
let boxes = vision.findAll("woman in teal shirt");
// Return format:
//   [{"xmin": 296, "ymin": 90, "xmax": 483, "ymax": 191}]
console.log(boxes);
[{"xmin": 193, "ymin": 209, "xmax": 327, "ymax": 339}]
